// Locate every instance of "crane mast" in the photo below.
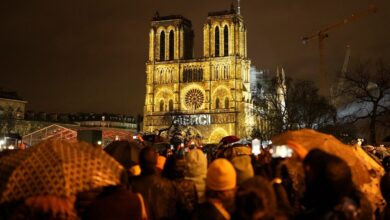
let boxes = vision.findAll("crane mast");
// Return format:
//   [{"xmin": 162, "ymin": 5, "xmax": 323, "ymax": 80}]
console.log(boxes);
[{"xmin": 302, "ymin": 5, "xmax": 377, "ymax": 78}]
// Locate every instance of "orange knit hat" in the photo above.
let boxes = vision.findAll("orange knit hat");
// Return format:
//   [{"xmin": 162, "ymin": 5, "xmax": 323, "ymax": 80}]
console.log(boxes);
[{"xmin": 206, "ymin": 158, "xmax": 236, "ymax": 191}]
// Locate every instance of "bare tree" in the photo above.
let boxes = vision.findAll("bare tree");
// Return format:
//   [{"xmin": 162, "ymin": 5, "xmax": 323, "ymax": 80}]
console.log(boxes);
[
  {"xmin": 254, "ymin": 77, "xmax": 336, "ymax": 138},
  {"xmin": 337, "ymin": 60, "xmax": 390, "ymax": 144}
]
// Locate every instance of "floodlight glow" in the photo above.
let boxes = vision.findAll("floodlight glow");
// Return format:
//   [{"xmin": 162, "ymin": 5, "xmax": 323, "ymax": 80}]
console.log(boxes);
[{"xmin": 252, "ymin": 138, "xmax": 261, "ymax": 156}]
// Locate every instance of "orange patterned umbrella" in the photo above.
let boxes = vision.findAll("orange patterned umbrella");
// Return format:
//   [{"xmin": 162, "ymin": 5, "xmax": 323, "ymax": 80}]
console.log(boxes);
[
  {"xmin": 0, "ymin": 140, "xmax": 123, "ymax": 204},
  {"xmin": 272, "ymin": 129, "xmax": 385, "ymax": 210}
]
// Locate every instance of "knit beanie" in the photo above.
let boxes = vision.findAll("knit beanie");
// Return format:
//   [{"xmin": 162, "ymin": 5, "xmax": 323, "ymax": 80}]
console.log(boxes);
[
  {"xmin": 206, "ymin": 158, "xmax": 236, "ymax": 191},
  {"xmin": 231, "ymin": 156, "xmax": 254, "ymax": 185}
]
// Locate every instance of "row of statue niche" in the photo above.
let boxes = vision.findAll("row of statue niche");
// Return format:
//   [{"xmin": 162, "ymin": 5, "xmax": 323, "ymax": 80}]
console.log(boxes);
[
  {"xmin": 213, "ymin": 64, "xmax": 230, "ymax": 80},
  {"xmin": 155, "ymin": 68, "xmax": 176, "ymax": 84}
]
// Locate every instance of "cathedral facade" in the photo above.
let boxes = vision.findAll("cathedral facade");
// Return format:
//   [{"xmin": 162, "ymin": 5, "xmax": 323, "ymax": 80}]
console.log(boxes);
[{"xmin": 143, "ymin": 7, "xmax": 257, "ymax": 143}]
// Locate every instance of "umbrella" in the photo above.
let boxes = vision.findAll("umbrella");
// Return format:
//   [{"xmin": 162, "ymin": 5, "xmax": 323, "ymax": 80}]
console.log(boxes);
[
  {"xmin": 272, "ymin": 129, "xmax": 385, "ymax": 210},
  {"xmin": 104, "ymin": 140, "xmax": 143, "ymax": 169},
  {"xmin": 0, "ymin": 140, "xmax": 123, "ymax": 204},
  {"xmin": 219, "ymin": 135, "xmax": 240, "ymax": 146}
]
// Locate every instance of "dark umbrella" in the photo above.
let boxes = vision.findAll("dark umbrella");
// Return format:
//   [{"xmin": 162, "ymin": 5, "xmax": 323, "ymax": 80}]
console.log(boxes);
[{"xmin": 104, "ymin": 141, "xmax": 143, "ymax": 169}]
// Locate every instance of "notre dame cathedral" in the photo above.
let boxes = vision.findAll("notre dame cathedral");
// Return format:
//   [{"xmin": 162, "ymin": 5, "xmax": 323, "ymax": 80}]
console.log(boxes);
[{"xmin": 143, "ymin": 5, "xmax": 261, "ymax": 143}]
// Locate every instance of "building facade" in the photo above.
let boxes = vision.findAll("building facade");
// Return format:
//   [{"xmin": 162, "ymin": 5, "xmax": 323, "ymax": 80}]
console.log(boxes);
[
  {"xmin": 0, "ymin": 91, "xmax": 27, "ymax": 120},
  {"xmin": 143, "ymin": 7, "xmax": 257, "ymax": 143}
]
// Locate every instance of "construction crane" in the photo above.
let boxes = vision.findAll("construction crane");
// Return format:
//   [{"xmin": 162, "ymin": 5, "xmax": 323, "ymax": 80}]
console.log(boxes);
[{"xmin": 302, "ymin": 4, "xmax": 377, "ymax": 77}]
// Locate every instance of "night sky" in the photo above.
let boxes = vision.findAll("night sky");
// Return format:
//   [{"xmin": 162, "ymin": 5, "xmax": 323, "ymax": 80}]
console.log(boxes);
[{"xmin": 0, "ymin": 0, "xmax": 389, "ymax": 116}]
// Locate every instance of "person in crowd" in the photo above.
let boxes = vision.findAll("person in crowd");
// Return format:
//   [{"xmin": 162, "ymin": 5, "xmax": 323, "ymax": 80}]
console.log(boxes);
[
  {"xmin": 151, "ymin": 156, "xmax": 198, "ymax": 220},
  {"xmin": 131, "ymin": 147, "xmax": 161, "ymax": 213},
  {"xmin": 230, "ymin": 149, "xmax": 254, "ymax": 186},
  {"xmin": 83, "ymin": 185, "xmax": 146, "ymax": 220},
  {"xmin": 81, "ymin": 169, "xmax": 147, "ymax": 220},
  {"xmin": 232, "ymin": 176, "xmax": 289, "ymax": 220},
  {"xmin": 297, "ymin": 149, "xmax": 372, "ymax": 220},
  {"xmin": 185, "ymin": 148, "xmax": 207, "ymax": 203},
  {"xmin": 380, "ymin": 172, "xmax": 390, "ymax": 220},
  {"xmin": 192, "ymin": 158, "xmax": 236, "ymax": 220}
]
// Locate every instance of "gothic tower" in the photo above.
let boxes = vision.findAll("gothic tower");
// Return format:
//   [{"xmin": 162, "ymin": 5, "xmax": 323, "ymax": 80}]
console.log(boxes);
[
  {"xmin": 143, "ymin": 6, "xmax": 255, "ymax": 143},
  {"xmin": 148, "ymin": 13, "xmax": 194, "ymax": 62}
]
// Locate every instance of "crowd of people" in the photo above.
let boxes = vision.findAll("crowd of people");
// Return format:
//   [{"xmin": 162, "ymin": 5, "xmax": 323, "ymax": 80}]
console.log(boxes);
[{"xmin": 0, "ymin": 134, "xmax": 390, "ymax": 220}]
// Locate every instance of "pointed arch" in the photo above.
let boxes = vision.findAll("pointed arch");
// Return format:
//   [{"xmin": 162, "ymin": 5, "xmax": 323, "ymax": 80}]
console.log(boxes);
[
  {"xmin": 169, "ymin": 30, "xmax": 174, "ymax": 60},
  {"xmin": 169, "ymin": 99, "xmax": 174, "ymax": 111},
  {"xmin": 223, "ymin": 25, "xmax": 229, "ymax": 56},
  {"xmin": 208, "ymin": 128, "xmax": 228, "ymax": 143},
  {"xmin": 215, "ymin": 26, "xmax": 220, "ymax": 57},
  {"xmin": 160, "ymin": 31, "xmax": 165, "ymax": 61}
]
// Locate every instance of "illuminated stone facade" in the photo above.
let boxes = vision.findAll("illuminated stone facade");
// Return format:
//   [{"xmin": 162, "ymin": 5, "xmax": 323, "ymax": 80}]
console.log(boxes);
[{"xmin": 143, "ymin": 8, "xmax": 257, "ymax": 143}]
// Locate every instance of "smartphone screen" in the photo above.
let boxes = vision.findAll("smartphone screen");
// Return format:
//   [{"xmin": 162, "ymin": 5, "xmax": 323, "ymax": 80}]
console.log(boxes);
[{"xmin": 271, "ymin": 145, "xmax": 293, "ymax": 158}]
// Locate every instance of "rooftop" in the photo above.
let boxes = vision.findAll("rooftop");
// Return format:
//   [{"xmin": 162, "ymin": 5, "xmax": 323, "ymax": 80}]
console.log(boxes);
[
  {"xmin": 152, "ymin": 12, "xmax": 192, "ymax": 26},
  {"xmin": 0, "ymin": 89, "xmax": 24, "ymax": 101}
]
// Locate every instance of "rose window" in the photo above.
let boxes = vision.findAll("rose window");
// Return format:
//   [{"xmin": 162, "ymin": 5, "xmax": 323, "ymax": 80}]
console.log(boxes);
[{"xmin": 185, "ymin": 89, "xmax": 204, "ymax": 109}]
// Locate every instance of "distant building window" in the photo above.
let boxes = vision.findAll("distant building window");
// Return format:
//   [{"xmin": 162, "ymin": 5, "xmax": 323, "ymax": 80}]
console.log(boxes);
[
  {"xmin": 215, "ymin": 26, "xmax": 220, "ymax": 57},
  {"xmin": 160, "ymin": 31, "xmax": 165, "ymax": 61},
  {"xmin": 224, "ymin": 25, "xmax": 229, "ymax": 56},
  {"xmin": 169, "ymin": 30, "xmax": 174, "ymax": 60}
]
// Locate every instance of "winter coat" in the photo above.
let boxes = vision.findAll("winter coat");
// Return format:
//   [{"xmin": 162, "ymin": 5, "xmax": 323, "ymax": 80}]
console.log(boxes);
[
  {"xmin": 131, "ymin": 173, "xmax": 161, "ymax": 213},
  {"xmin": 174, "ymin": 179, "xmax": 198, "ymax": 219},
  {"xmin": 185, "ymin": 149, "xmax": 207, "ymax": 203},
  {"xmin": 192, "ymin": 200, "xmax": 229, "ymax": 220},
  {"xmin": 151, "ymin": 177, "xmax": 198, "ymax": 220},
  {"xmin": 297, "ymin": 196, "xmax": 373, "ymax": 220}
]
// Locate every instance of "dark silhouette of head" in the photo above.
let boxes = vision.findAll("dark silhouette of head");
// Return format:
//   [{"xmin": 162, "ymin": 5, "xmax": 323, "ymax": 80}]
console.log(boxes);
[
  {"xmin": 138, "ymin": 147, "xmax": 157, "ymax": 176},
  {"xmin": 162, "ymin": 156, "xmax": 185, "ymax": 180},
  {"xmin": 303, "ymin": 149, "xmax": 354, "ymax": 207},
  {"xmin": 232, "ymin": 176, "xmax": 277, "ymax": 220}
]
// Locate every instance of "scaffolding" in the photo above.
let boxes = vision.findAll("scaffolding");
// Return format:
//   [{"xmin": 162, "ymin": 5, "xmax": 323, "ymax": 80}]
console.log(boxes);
[{"xmin": 22, "ymin": 124, "xmax": 77, "ymax": 147}]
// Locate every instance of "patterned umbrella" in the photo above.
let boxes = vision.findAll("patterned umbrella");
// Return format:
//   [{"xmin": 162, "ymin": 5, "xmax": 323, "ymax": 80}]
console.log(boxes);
[
  {"xmin": 272, "ymin": 129, "xmax": 385, "ymax": 210},
  {"xmin": 0, "ymin": 140, "xmax": 123, "ymax": 204}
]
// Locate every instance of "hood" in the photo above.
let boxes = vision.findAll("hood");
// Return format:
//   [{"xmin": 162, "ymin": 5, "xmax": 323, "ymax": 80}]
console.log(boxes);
[{"xmin": 185, "ymin": 149, "xmax": 207, "ymax": 178}]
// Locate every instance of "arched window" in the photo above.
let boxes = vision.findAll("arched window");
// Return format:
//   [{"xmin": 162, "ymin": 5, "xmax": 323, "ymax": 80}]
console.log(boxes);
[
  {"xmin": 216, "ymin": 98, "xmax": 220, "ymax": 109},
  {"xmin": 160, "ymin": 31, "xmax": 165, "ymax": 61},
  {"xmin": 215, "ymin": 26, "xmax": 220, "ymax": 57},
  {"xmin": 224, "ymin": 97, "xmax": 229, "ymax": 109},
  {"xmin": 224, "ymin": 25, "xmax": 229, "ymax": 56},
  {"xmin": 159, "ymin": 100, "xmax": 164, "ymax": 111},
  {"xmin": 169, "ymin": 100, "xmax": 174, "ymax": 111},
  {"xmin": 169, "ymin": 30, "xmax": 174, "ymax": 60}
]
